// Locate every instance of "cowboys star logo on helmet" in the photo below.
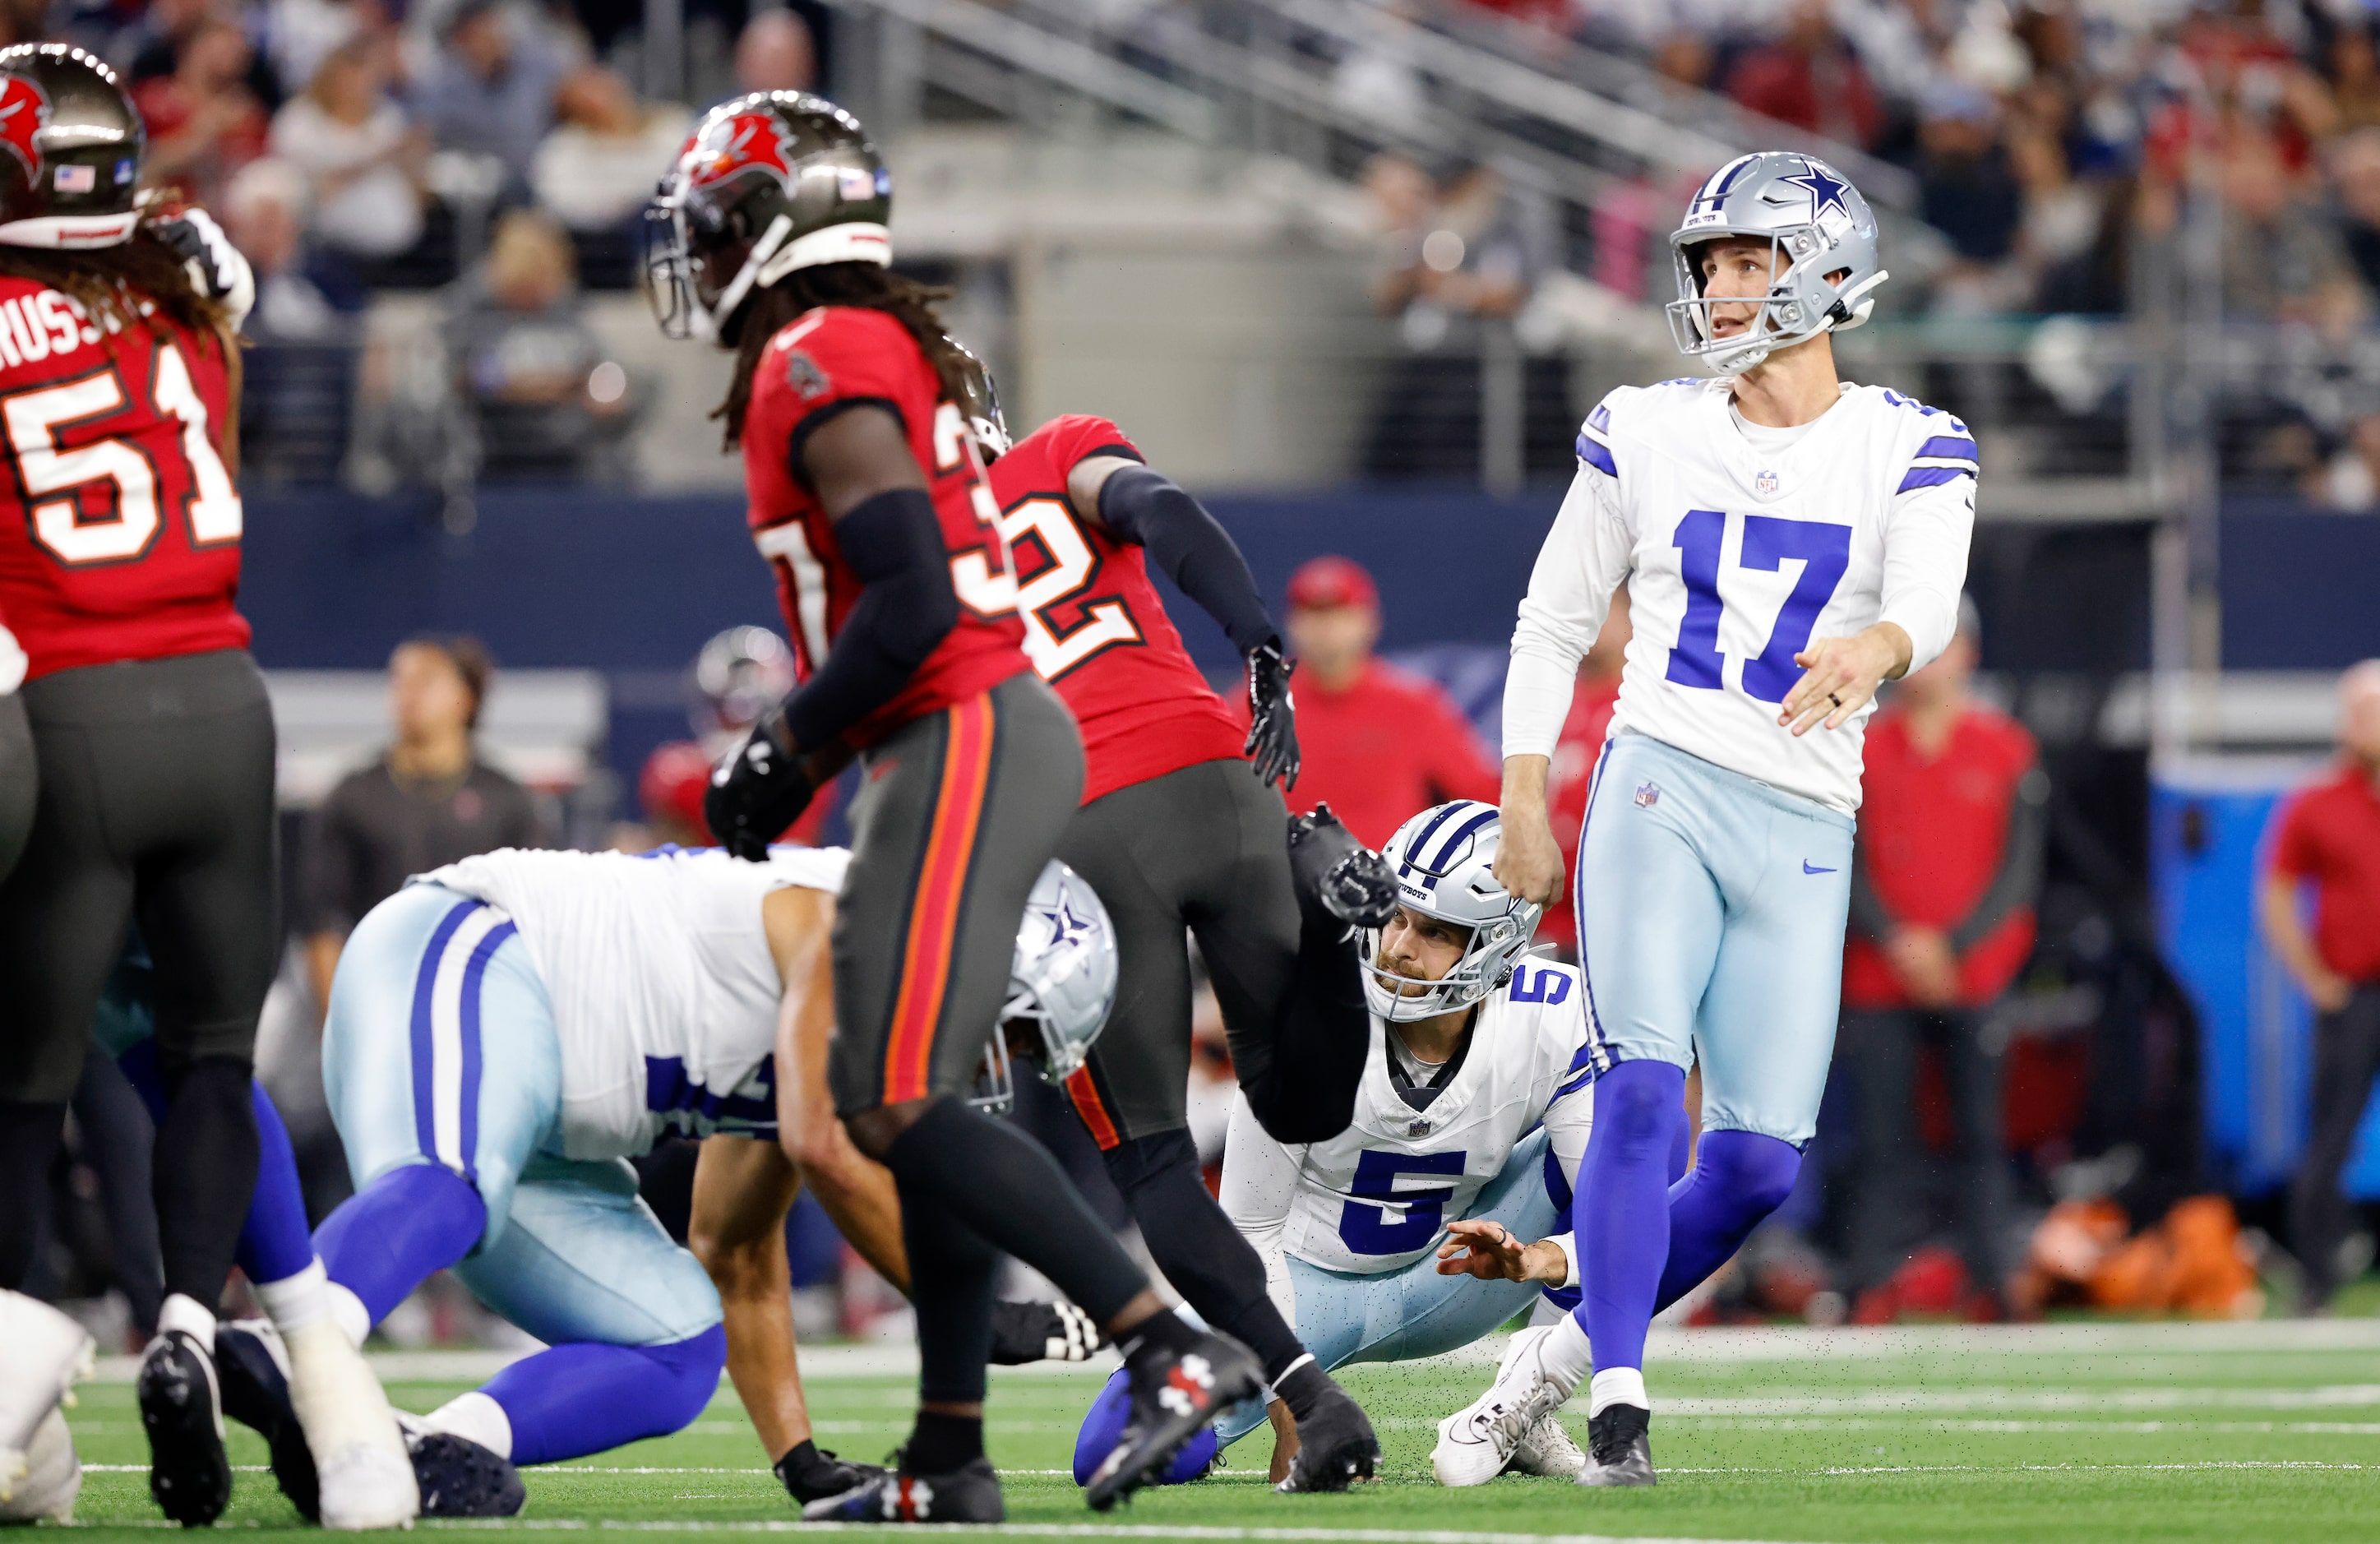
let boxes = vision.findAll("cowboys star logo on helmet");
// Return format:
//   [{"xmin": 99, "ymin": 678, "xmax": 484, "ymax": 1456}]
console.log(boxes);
[{"xmin": 0, "ymin": 74, "xmax": 46, "ymax": 176}]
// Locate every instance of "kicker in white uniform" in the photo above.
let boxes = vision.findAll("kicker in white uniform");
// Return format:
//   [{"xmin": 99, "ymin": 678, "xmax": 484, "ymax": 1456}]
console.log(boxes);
[{"xmin": 1457, "ymin": 150, "xmax": 1977, "ymax": 1489}]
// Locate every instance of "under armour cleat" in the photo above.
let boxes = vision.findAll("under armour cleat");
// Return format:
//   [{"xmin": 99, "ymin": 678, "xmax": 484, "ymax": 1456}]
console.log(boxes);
[
  {"xmin": 0, "ymin": 1291, "xmax": 94, "ymax": 1504},
  {"xmin": 1277, "ymin": 1385, "xmax": 1379, "ymax": 1493},
  {"xmin": 1507, "ymin": 1414, "xmax": 1586, "ymax": 1479},
  {"xmin": 409, "ymin": 1431, "xmax": 524, "ymax": 1517},
  {"xmin": 989, "ymin": 1297, "xmax": 1104, "ymax": 1364},
  {"xmin": 1085, "ymin": 1326, "xmax": 1263, "ymax": 1511},
  {"xmin": 801, "ymin": 1458, "xmax": 1005, "ymax": 1523},
  {"xmin": 1577, "ymin": 1403, "xmax": 1656, "ymax": 1487},
  {"xmin": 214, "ymin": 1320, "xmax": 319, "ymax": 1521},
  {"xmin": 1287, "ymin": 804, "xmax": 1397, "ymax": 929},
  {"xmin": 1431, "ymin": 1324, "xmax": 1572, "ymax": 1487},
  {"xmin": 138, "ymin": 1328, "xmax": 233, "ymax": 1526},
  {"xmin": 0, "ymin": 1411, "xmax": 81, "ymax": 1524}
]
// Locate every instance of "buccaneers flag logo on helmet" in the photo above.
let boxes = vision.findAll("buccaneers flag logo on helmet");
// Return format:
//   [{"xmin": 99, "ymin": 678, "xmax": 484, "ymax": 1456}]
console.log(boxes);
[
  {"xmin": 0, "ymin": 75, "xmax": 47, "ymax": 177},
  {"xmin": 687, "ymin": 112, "xmax": 800, "ymax": 194}
]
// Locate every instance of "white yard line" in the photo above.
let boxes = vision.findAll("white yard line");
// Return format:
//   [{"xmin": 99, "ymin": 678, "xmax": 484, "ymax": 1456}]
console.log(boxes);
[{"xmin": 414, "ymin": 1526, "xmax": 1828, "ymax": 1543}]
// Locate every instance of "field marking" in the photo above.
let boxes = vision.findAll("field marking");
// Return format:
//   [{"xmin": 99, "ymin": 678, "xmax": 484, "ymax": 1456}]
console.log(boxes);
[
  {"xmin": 414, "ymin": 1525, "xmax": 1824, "ymax": 1543},
  {"xmin": 79, "ymin": 1317, "xmax": 2380, "ymax": 1385}
]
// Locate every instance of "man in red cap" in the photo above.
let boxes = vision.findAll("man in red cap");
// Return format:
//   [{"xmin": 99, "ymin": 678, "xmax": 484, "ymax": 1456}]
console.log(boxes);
[{"xmin": 1269, "ymin": 555, "xmax": 1499, "ymax": 848}]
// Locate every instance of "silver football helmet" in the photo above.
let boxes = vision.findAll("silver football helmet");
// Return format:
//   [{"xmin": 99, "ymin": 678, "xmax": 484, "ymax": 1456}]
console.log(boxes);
[
  {"xmin": 1362, "ymin": 801, "xmax": 1541, "ymax": 1024},
  {"xmin": 973, "ymin": 861, "xmax": 1119, "ymax": 1113},
  {"xmin": 1667, "ymin": 151, "xmax": 1887, "ymax": 376}
]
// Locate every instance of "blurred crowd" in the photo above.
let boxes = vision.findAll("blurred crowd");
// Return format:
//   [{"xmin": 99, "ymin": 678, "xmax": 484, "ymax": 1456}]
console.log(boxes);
[{"xmin": 1335, "ymin": 0, "xmax": 2380, "ymax": 501}]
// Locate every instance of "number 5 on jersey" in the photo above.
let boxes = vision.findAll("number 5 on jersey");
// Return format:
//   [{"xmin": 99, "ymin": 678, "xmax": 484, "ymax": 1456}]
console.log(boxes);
[{"xmin": 5, "ymin": 335, "xmax": 241, "ymax": 565}]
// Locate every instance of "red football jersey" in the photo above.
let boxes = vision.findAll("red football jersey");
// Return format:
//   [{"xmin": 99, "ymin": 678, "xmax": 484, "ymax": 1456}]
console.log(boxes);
[
  {"xmin": 987, "ymin": 415, "xmax": 1245, "ymax": 803},
  {"xmin": 741, "ymin": 306, "xmax": 1028, "ymax": 748},
  {"xmin": 0, "ymin": 279, "xmax": 250, "ymax": 681}
]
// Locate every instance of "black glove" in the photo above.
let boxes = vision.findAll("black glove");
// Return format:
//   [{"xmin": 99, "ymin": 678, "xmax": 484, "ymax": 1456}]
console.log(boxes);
[
  {"xmin": 988, "ymin": 1298, "xmax": 1105, "ymax": 1364},
  {"xmin": 773, "ymin": 1440, "xmax": 884, "ymax": 1505},
  {"xmin": 1244, "ymin": 638, "xmax": 1300, "ymax": 791},
  {"xmin": 148, "ymin": 208, "xmax": 253, "ymax": 322},
  {"xmin": 705, "ymin": 706, "xmax": 816, "ymax": 862}
]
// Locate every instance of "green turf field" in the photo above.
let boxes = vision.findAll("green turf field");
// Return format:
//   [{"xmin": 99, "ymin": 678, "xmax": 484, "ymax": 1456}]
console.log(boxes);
[{"xmin": 52, "ymin": 1321, "xmax": 2380, "ymax": 1542}]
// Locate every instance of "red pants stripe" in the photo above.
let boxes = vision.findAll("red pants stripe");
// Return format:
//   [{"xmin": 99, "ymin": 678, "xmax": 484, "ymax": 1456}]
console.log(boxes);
[{"xmin": 881, "ymin": 695, "xmax": 996, "ymax": 1103}]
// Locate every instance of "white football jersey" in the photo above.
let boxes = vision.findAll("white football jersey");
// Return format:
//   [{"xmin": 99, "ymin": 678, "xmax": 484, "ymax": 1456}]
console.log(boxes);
[
  {"xmin": 415, "ymin": 844, "xmax": 849, "ymax": 1160},
  {"xmin": 1502, "ymin": 377, "xmax": 1976, "ymax": 814},
  {"xmin": 1220, "ymin": 959, "xmax": 1593, "ymax": 1278}
]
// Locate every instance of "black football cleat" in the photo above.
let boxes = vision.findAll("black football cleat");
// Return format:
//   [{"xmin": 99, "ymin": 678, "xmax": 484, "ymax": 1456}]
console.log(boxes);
[
  {"xmin": 1085, "ymin": 1326, "xmax": 1263, "ymax": 1511},
  {"xmin": 1287, "ymin": 804, "xmax": 1397, "ymax": 929},
  {"xmin": 1577, "ymin": 1403, "xmax": 1656, "ymax": 1487},
  {"xmin": 138, "ymin": 1329, "xmax": 233, "ymax": 1527},
  {"xmin": 989, "ymin": 1298, "xmax": 1104, "ymax": 1365},
  {"xmin": 800, "ymin": 1458, "xmax": 1004, "ymax": 1523},
  {"xmin": 212, "ymin": 1320, "xmax": 320, "ymax": 1522},
  {"xmin": 773, "ymin": 1444, "xmax": 885, "ymax": 1506},
  {"xmin": 1277, "ymin": 1385, "xmax": 1379, "ymax": 1493},
  {"xmin": 409, "ymin": 1431, "xmax": 525, "ymax": 1516}
]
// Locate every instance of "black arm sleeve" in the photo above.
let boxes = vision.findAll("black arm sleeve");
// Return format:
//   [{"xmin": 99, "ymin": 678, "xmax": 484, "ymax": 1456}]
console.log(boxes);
[
  {"xmin": 1096, "ymin": 464, "xmax": 1278, "ymax": 655},
  {"xmin": 1949, "ymin": 764, "xmax": 2051, "ymax": 953},
  {"xmin": 1846, "ymin": 839, "xmax": 1897, "ymax": 944},
  {"xmin": 781, "ymin": 487, "xmax": 959, "ymax": 751}
]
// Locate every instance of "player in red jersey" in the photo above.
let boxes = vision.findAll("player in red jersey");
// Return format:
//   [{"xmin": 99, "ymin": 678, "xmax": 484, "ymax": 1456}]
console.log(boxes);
[
  {"xmin": 965, "ymin": 368, "xmax": 1384, "ymax": 1490},
  {"xmin": 645, "ymin": 91, "xmax": 1259, "ymax": 1519},
  {"xmin": 0, "ymin": 45, "xmax": 415, "ymax": 1530}
]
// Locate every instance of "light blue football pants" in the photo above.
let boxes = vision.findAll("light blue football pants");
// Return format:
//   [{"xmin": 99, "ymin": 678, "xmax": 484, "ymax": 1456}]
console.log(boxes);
[
  {"xmin": 323, "ymin": 882, "xmax": 721, "ymax": 1348},
  {"xmin": 1574, "ymin": 732, "xmax": 1855, "ymax": 1147},
  {"xmin": 1214, "ymin": 1128, "xmax": 1563, "ymax": 1447}
]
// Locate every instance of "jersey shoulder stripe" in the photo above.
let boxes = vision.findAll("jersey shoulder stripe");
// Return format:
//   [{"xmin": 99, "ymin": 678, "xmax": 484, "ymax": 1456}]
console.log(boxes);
[{"xmin": 1875, "ymin": 386, "xmax": 1979, "ymax": 496}]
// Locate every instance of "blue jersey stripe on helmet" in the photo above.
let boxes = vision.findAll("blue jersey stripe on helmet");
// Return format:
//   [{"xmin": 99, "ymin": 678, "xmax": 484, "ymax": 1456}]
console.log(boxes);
[
  {"xmin": 1916, "ymin": 435, "xmax": 1979, "ymax": 462},
  {"xmin": 1587, "ymin": 403, "xmax": 1611, "ymax": 432},
  {"xmin": 1576, "ymin": 433, "xmax": 1617, "ymax": 478},
  {"xmin": 1897, "ymin": 465, "xmax": 1975, "ymax": 494},
  {"xmin": 1398, "ymin": 800, "xmax": 1476, "ymax": 871}
]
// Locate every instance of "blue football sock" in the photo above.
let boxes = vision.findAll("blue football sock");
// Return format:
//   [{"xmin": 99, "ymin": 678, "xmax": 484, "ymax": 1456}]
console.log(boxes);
[
  {"xmin": 315, "ymin": 1163, "xmax": 487, "ymax": 1328},
  {"xmin": 1653, "ymin": 1130, "xmax": 1803, "ymax": 1315},
  {"xmin": 1573, "ymin": 1058, "xmax": 1686, "ymax": 1375},
  {"xmin": 116, "ymin": 1044, "xmax": 317, "ymax": 1290},
  {"xmin": 482, "ymin": 1325, "xmax": 726, "ymax": 1464},
  {"xmin": 236, "ymin": 1080, "xmax": 317, "ymax": 1287}
]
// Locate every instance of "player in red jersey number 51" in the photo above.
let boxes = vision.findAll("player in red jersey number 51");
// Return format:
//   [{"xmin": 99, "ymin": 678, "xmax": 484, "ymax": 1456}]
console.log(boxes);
[
  {"xmin": 645, "ymin": 90, "xmax": 1260, "ymax": 1521},
  {"xmin": 0, "ymin": 44, "xmax": 416, "ymax": 1532}
]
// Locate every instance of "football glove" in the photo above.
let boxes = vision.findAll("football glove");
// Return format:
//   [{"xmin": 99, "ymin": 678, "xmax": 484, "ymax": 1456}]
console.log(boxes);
[
  {"xmin": 1243, "ymin": 639, "xmax": 1299, "ymax": 791},
  {"xmin": 149, "ymin": 208, "xmax": 255, "ymax": 332},
  {"xmin": 705, "ymin": 706, "xmax": 816, "ymax": 862}
]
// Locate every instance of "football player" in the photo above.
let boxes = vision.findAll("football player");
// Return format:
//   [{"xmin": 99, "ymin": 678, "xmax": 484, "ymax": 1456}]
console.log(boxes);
[
  {"xmin": 300, "ymin": 844, "xmax": 1116, "ymax": 1514},
  {"xmin": 1071, "ymin": 802, "xmax": 1595, "ymax": 1486},
  {"xmin": 0, "ymin": 44, "xmax": 414, "ymax": 1529},
  {"xmin": 643, "ymin": 91, "xmax": 1259, "ymax": 1519},
  {"xmin": 961, "ymin": 356, "xmax": 1387, "ymax": 1491},
  {"xmin": 1482, "ymin": 151, "xmax": 1976, "ymax": 1485}
]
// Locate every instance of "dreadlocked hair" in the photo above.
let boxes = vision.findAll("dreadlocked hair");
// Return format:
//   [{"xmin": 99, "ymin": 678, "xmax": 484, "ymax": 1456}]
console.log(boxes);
[
  {"xmin": 716, "ymin": 263, "xmax": 969, "ymax": 451},
  {"xmin": 0, "ymin": 222, "xmax": 235, "ymax": 348}
]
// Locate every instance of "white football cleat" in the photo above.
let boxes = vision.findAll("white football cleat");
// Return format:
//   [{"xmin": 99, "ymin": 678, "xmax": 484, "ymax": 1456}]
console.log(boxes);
[
  {"xmin": 285, "ymin": 1320, "xmax": 420, "ymax": 1529},
  {"xmin": 0, "ymin": 1291, "xmax": 95, "ymax": 1502},
  {"xmin": 1508, "ymin": 1413, "xmax": 1586, "ymax": 1478},
  {"xmin": 0, "ymin": 1410, "xmax": 81, "ymax": 1523},
  {"xmin": 1430, "ymin": 1325, "xmax": 1572, "ymax": 1486}
]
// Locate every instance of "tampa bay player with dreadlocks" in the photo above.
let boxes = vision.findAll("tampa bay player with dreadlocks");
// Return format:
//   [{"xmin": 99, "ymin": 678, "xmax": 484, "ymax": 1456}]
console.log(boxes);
[
  {"xmin": 0, "ymin": 45, "xmax": 415, "ymax": 1530},
  {"xmin": 955, "ymin": 358, "xmax": 1386, "ymax": 1491},
  {"xmin": 645, "ymin": 92, "xmax": 1262, "ymax": 1519},
  {"xmin": 1455, "ymin": 151, "xmax": 1976, "ymax": 1487}
]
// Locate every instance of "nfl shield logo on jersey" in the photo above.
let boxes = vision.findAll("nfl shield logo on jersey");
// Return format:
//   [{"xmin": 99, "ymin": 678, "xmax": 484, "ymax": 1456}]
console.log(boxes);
[
  {"xmin": 1755, "ymin": 468, "xmax": 1779, "ymax": 496},
  {"xmin": 1634, "ymin": 781, "xmax": 1661, "ymax": 809},
  {"xmin": 1407, "ymin": 1117, "xmax": 1433, "ymax": 1138}
]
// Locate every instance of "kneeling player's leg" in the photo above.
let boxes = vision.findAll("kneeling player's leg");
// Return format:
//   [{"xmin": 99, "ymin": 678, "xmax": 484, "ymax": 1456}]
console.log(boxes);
[
  {"xmin": 442, "ymin": 1157, "xmax": 725, "ymax": 1465},
  {"xmin": 1663, "ymin": 794, "xmax": 1854, "ymax": 1308},
  {"xmin": 316, "ymin": 885, "xmax": 561, "ymax": 1335},
  {"xmin": 1568, "ymin": 741, "xmax": 1724, "ymax": 1398}
]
